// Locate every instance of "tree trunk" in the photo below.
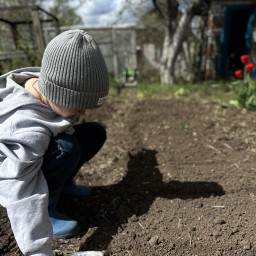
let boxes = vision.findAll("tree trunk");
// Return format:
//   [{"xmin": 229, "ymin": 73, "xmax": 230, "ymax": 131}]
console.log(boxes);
[
  {"xmin": 160, "ymin": 27, "xmax": 173, "ymax": 84},
  {"xmin": 160, "ymin": 0, "xmax": 202, "ymax": 84}
]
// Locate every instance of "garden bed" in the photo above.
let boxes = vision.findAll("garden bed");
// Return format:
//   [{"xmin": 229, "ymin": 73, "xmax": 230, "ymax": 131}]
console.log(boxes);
[{"xmin": 1, "ymin": 90, "xmax": 256, "ymax": 255}]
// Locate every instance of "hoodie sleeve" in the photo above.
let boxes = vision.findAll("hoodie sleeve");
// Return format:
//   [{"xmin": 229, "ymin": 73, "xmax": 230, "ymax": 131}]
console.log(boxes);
[{"xmin": 0, "ymin": 131, "xmax": 54, "ymax": 256}]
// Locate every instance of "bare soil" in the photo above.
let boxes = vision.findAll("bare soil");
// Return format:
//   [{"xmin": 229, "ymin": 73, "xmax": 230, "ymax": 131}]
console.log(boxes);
[{"xmin": 2, "ymin": 90, "xmax": 256, "ymax": 256}]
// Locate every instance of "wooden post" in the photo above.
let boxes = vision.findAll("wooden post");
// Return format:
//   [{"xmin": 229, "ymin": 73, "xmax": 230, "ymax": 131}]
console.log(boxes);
[
  {"xmin": 112, "ymin": 28, "xmax": 119, "ymax": 80},
  {"xmin": 10, "ymin": 23, "xmax": 18, "ymax": 49},
  {"xmin": 130, "ymin": 28, "xmax": 137, "ymax": 70},
  {"xmin": 37, "ymin": 6, "xmax": 60, "ymax": 36},
  {"xmin": 31, "ymin": 7, "xmax": 45, "ymax": 57}
]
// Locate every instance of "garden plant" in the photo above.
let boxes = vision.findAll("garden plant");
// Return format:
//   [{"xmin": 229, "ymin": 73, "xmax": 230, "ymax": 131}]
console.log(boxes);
[{"xmin": 231, "ymin": 55, "xmax": 256, "ymax": 110}]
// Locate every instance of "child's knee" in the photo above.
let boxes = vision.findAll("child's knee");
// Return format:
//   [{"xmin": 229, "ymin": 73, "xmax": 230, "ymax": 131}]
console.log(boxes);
[
  {"xmin": 56, "ymin": 134, "xmax": 81, "ymax": 160},
  {"xmin": 95, "ymin": 123, "xmax": 107, "ymax": 144}
]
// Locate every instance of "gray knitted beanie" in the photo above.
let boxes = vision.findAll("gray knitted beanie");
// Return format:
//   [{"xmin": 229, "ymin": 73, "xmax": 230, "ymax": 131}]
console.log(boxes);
[{"xmin": 38, "ymin": 29, "xmax": 109, "ymax": 109}]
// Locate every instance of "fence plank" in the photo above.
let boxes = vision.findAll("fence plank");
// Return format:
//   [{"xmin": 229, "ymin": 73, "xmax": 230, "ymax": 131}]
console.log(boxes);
[{"xmin": 31, "ymin": 8, "xmax": 45, "ymax": 57}]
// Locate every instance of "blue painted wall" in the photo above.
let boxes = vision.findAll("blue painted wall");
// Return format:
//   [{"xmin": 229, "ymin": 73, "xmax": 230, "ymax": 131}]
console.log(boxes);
[{"xmin": 218, "ymin": 5, "xmax": 255, "ymax": 76}]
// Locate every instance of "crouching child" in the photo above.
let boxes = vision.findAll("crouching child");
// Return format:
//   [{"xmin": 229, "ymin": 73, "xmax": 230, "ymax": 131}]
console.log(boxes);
[{"xmin": 0, "ymin": 29, "xmax": 109, "ymax": 256}]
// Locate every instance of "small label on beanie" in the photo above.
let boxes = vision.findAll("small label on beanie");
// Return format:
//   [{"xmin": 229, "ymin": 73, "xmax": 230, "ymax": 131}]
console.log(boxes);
[{"xmin": 97, "ymin": 96, "xmax": 107, "ymax": 106}]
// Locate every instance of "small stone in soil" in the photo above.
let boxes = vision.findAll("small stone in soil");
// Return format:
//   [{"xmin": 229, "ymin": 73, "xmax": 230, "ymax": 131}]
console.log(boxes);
[{"xmin": 148, "ymin": 236, "xmax": 159, "ymax": 245}]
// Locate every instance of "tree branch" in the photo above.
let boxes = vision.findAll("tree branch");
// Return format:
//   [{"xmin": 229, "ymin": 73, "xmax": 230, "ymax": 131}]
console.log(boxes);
[{"xmin": 151, "ymin": 0, "xmax": 168, "ymax": 28}]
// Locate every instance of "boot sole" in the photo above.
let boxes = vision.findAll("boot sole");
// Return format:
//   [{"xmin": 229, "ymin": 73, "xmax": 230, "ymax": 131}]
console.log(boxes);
[{"xmin": 53, "ymin": 224, "xmax": 80, "ymax": 239}]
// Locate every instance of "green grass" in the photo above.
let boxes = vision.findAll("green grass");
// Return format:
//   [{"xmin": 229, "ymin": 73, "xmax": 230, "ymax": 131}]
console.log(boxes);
[{"xmin": 109, "ymin": 77, "xmax": 236, "ymax": 107}]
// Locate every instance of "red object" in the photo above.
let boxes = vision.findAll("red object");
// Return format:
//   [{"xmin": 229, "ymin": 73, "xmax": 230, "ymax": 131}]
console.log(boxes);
[
  {"xmin": 234, "ymin": 69, "xmax": 243, "ymax": 78},
  {"xmin": 240, "ymin": 55, "xmax": 249, "ymax": 64},
  {"xmin": 246, "ymin": 62, "xmax": 254, "ymax": 73}
]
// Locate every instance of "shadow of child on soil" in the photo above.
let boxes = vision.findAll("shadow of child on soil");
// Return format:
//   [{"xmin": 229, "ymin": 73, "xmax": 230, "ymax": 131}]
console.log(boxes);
[{"xmin": 62, "ymin": 148, "xmax": 225, "ymax": 251}]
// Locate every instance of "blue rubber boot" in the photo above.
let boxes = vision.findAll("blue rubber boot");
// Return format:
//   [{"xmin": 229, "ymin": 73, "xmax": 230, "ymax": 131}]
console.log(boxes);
[
  {"xmin": 48, "ymin": 196, "xmax": 80, "ymax": 239},
  {"xmin": 62, "ymin": 182, "xmax": 92, "ymax": 198}
]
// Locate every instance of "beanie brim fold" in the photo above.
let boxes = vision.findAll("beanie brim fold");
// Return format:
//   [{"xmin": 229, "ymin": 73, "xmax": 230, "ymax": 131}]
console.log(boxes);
[{"xmin": 39, "ymin": 77, "xmax": 108, "ymax": 109}]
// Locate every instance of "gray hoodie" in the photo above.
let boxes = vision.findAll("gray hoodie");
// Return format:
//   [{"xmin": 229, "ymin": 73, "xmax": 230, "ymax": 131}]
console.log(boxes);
[{"xmin": 0, "ymin": 68, "xmax": 75, "ymax": 256}]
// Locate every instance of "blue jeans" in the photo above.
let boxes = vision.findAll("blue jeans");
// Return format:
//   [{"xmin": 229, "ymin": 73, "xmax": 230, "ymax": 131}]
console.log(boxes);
[{"xmin": 42, "ymin": 122, "xmax": 106, "ymax": 197}]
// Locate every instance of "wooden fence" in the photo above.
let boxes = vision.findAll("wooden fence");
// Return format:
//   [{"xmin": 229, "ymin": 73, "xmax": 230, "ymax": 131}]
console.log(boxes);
[{"xmin": 0, "ymin": 23, "xmax": 199, "ymax": 81}]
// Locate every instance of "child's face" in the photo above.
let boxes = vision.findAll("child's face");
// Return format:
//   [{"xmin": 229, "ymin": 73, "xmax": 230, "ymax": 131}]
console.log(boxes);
[{"xmin": 48, "ymin": 101, "xmax": 85, "ymax": 118}]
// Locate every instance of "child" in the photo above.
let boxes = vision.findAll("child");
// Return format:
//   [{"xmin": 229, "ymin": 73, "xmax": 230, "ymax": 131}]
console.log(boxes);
[{"xmin": 0, "ymin": 29, "xmax": 109, "ymax": 256}]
